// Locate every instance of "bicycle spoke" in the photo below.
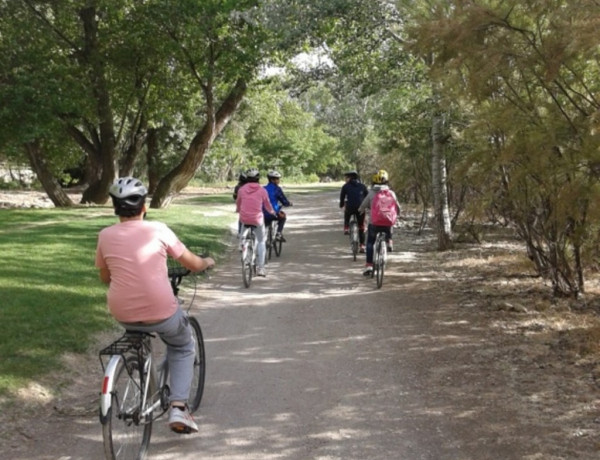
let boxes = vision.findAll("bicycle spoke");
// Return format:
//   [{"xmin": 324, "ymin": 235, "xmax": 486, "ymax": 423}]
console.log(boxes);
[{"xmin": 102, "ymin": 356, "xmax": 153, "ymax": 460}]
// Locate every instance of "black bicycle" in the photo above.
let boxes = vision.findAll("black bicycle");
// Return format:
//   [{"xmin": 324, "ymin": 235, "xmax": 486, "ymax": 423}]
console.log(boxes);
[
  {"xmin": 99, "ymin": 260, "xmax": 207, "ymax": 459},
  {"xmin": 266, "ymin": 219, "xmax": 282, "ymax": 261}
]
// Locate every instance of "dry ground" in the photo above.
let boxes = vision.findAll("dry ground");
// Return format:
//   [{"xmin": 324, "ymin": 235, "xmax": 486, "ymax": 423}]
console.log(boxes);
[{"xmin": 2, "ymin": 188, "xmax": 600, "ymax": 458}]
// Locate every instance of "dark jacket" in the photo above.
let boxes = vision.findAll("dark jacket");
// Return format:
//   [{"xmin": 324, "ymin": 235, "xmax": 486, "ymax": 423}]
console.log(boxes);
[{"xmin": 340, "ymin": 179, "xmax": 368, "ymax": 210}]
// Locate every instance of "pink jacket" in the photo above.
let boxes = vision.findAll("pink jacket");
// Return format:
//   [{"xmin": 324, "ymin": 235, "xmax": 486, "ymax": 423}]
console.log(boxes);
[{"xmin": 236, "ymin": 182, "xmax": 274, "ymax": 225}]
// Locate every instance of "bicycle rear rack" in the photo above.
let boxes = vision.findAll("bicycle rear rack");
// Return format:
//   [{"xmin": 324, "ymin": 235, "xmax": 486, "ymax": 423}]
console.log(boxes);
[{"xmin": 99, "ymin": 332, "xmax": 152, "ymax": 372}]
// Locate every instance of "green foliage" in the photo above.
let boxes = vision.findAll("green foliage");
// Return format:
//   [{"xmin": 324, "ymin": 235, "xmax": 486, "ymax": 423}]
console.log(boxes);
[{"xmin": 0, "ymin": 199, "xmax": 236, "ymax": 398}]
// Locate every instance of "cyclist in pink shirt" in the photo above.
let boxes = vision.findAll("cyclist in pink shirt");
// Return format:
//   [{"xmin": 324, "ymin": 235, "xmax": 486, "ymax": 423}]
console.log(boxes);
[
  {"xmin": 96, "ymin": 177, "xmax": 214, "ymax": 434},
  {"xmin": 236, "ymin": 169, "xmax": 275, "ymax": 277}
]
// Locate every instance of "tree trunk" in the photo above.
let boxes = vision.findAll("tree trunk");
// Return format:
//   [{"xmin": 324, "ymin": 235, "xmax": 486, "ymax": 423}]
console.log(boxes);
[
  {"xmin": 119, "ymin": 114, "xmax": 147, "ymax": 177},
  {"xmin": 150, "ymin": 79, "xmax": 247, "ymax": 208},
  {"xmin": 431, "ymin": 112, "xmax": 452, "ymax": 250},
  {"xmin": 24, "ymin": 141, "xmax": 74, "ymax": 207},
  {"xmin": 146, "ymin": 128, "xmax": 161, "ymax": 194},
  {"xmin": 78, "ymin": 6, "xmax": 116, "ymax": 205}
]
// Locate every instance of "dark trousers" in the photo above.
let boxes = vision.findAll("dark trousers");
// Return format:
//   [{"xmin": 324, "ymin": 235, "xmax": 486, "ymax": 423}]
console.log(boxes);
[
  {"xmin": 265, "ymin": 213, "xmax": 286, "ymax": 234},
  {"xmin": 366, "ymin": 224, "xmax": 392, "ymax": 264}
]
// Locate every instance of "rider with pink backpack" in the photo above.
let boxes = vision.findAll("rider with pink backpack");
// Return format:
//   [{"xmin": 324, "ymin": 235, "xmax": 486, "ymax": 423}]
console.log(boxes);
[{"xmin": 358, "ymin": 169, "xmax": 401, "ymax": 276}]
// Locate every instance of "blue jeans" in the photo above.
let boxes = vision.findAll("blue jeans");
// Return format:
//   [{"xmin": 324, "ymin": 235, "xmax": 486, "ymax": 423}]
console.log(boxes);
[{"xmin": 120, "ymin": 308, "xmax": 195, "ymax": 404}]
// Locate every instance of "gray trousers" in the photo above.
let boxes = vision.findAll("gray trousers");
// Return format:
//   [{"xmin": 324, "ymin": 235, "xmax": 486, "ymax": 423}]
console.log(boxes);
[{"xmin": 120, "ymin": 307, "xmax": 195, "ymax": 404}]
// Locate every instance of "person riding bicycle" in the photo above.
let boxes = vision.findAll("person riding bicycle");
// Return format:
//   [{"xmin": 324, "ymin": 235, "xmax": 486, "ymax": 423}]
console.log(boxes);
[
  {"xmin": 263, "ymin": 170, "xmax": 293, "ymax": 242},
  {"xmin": 358, "ymin": 169, "xmax": 401, "ymax": 276},
  {"xmin": 233, "ymin": 171, "xmax": 248, "ymax": 234},
  {"xmin": 232, "ymin": 171, "xmax": 247, "ymax": 201},
  {"xmin": 236, "ymin": 168, "xmax": 276, "ymax": 277},
  {"xmin": 339, "ymin": 170, "xmax": 368, "ymax": 252},
  {"xmin": 95, "ymin": 177, "xmax": 215, "ymax": 434}
]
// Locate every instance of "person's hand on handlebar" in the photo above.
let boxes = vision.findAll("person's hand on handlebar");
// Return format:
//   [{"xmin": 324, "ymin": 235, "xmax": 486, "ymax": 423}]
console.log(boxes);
[{"xmin": 177, "ymin": 248, "xmax": 215, "ymax": 273}]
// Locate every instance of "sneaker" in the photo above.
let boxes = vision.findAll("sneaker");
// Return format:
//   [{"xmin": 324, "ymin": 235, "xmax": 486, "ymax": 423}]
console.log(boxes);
[
  {"xmin": 344, "ymin": 226, "xmax": 349, "ymax": 235},
  {"xmin": 363, "ymin": 264, "xmax": 373, "ymax": 276},
  {"xmin": 359, "ymin": 244, "xmax": 365, "ymax": 253},
  {"xmin": 275, "ymin": 233, "xmax": 287, "ymax": 242},
  {"xmin": 256, "ymin": 268, "xmax": 266, "ymax": 277},
  {"xmin": 169, "ymin": 405, "xmax": 198, "ymax": 434},
  {"xmin": 387, "ymin": 240, "xmax": 393, "ymax": 252}
]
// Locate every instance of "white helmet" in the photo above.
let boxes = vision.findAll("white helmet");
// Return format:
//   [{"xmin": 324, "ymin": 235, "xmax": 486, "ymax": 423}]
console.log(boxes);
[
  {"xmin": 109, "ymin": 177, "xmax": 147, "ymax": 216},
  {"xmin": 245, "ymin": 168, "xmax": 260, "ymax": 181},
  {"xmin": 267, "ymin": 170, "xmax": 281, "ymax": 179}
]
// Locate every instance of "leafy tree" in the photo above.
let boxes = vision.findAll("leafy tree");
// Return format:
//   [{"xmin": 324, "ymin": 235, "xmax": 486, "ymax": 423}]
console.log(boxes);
[{"xmin": 408, "ymin": 0, "xmax": 600, "ymax": 296}]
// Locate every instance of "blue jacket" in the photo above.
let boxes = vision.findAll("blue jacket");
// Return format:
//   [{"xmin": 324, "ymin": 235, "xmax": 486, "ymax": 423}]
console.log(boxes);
[{"xmin": 263, "ymin": 182, "xmax": 290, "ymax": 216}]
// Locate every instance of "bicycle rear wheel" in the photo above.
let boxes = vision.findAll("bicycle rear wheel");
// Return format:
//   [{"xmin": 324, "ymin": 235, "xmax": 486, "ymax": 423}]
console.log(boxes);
[
  {"xmin": 350, "ymin": 221, "xmax": 359, "ymax": 261},
  {"xmin": 242, "ymin": 242, "xmax": 253, "ymax": 288},
  {"xmin": 187, "ymin": 316, "xmax": 206, "ymax": 412},
  {"xmin": 266, "ymin": 224, "xmax": 273, "ymax": 261},
  {"xmin": 102, "ymin": 356, "xmax": 154, "ymax": 460},
  {"xmin": 376, "ymin": 240, "xmax": 386, "ymax": 289},
  {"xmin": 273, "ymin": 234, "xmax": 282, "ymax": 257}
]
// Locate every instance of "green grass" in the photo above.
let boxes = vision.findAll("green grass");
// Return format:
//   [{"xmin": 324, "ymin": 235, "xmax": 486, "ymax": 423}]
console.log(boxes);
[{"xmin": 0, "ymin": 198, "xmax": 237, "ymax": 400}]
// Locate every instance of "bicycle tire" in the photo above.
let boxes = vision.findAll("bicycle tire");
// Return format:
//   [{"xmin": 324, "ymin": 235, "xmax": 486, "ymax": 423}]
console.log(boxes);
[
  {"xmin": 242, "ymin": 242, "xmax": 253, "ymax": 288},
  {"xmin": 273, "ymin": 235, "xmax": 282, "ymax": 257},
  {"xmin": 350, "ymin": 221, "xmax": 359, "ymax": 261},
  {"xmin": 187, "ymin": 316, "xmax": 206, "ymax": 412},
  {"xmin": 376, "ymin": 242, "xmax": 386, "ymax": 289},
  {"xmin": 102, "ymin": 355, "xmax": 154, "ymax": 460},
  {"xmin": 266, "ymin": 224, "xmax": 273, "ymax": 261}
]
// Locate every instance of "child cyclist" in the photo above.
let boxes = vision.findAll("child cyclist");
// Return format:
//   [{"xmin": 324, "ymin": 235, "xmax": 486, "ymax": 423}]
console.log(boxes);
[
  {"xmin": 236, "ymin": 169, "xmax": 276, "ymax": 277},
  {"xmin": 95, "ymin": 177, "xmax": 215, "ymax": 434},
  {"xmin": 339, "ymin": 170, "xmax": 368, "ymax": 252},
  {"xmin": 358, "ymin": 169, "xmax": 401, "ymax": 276},
  {"xmin": 263, "ymin": 170, "xmax": 293, "ymax": 242}
]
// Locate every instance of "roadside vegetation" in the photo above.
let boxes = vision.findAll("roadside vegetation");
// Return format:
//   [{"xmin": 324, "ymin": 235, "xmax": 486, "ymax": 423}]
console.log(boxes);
[{"xmin": 0, "ymin": 192, "xmax": 236, "ymax": 400}]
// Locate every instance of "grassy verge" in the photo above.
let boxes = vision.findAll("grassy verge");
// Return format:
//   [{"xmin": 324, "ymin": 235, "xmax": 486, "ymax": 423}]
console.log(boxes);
[{"xmin": 0, "ymin": 192, "xmax": 237, "ymax": 400}]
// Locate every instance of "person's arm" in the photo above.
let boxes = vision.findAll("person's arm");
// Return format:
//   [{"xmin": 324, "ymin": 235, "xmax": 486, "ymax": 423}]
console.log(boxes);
[
  {"xmin": 177, "ymin": 248, "xmax": 215, "ymax": 273},
  {"xmin": 358, "ymin": 192, "xmax": 372, "ymax": 214},
  {"xmin": 339, "ymin": 186, "xmax": 346, "ymax": 208},
  {"xmin": 277, "ymin": 187, "xmax": 291, "ymax": 207},
  {"xmin": 99, "ymin": 267, "xmax": 111, "ymax": 284}
]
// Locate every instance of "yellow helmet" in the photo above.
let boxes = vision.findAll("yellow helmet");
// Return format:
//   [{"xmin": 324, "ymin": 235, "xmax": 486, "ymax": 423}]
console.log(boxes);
[{"xmin": 372, "ymin": 169, "xmax": 389, "ymax": 184}]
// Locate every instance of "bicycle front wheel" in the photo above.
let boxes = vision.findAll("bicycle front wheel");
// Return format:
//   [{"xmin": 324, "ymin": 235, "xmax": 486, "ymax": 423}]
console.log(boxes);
[
  {"xmin": 187, "ymin": 316, "xmax": 206, "ymax": 413},
  {"xmin": 102, "ymin": 356, "xmax": 153, "ymax": 460}
]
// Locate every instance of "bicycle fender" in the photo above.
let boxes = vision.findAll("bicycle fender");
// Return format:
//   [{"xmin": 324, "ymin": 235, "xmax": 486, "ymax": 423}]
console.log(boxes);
[{"xmin": 99, "ymin": 355, "xmax": 122, "ymax": 423}]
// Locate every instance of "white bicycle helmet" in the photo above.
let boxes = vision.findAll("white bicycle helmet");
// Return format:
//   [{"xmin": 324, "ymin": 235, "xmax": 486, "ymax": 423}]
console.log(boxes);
[
  {"xmin": 245, "ymin": 168, "xmax": 260, "ymax": 181},
  {"xmin": 267, "ymin": 170, "xmax": 282, "ymax": 179},
  {"xmin": 109, "ymin": 177, "xmax": 148, "ymax": 216}
]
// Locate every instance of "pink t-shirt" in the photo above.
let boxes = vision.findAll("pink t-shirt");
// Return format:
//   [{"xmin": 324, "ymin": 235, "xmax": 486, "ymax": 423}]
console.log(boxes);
[
  {"xmin": 236, "ymin": 182, "xmax": 274, "ymax": 225},
  {"xmin": 95, "ymin": 220, "xmax": 185, "ymax": 323}
]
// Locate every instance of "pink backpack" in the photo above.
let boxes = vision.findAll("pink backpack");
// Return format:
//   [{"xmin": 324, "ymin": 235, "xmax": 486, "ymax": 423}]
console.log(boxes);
[{"xmin": 371, "ymin": 189, "xmax": 398, "ymax": 226}]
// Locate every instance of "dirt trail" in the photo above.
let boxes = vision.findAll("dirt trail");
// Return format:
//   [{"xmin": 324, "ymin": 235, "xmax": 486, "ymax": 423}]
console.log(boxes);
[{"xmin": 2, "ymin": 188, "xmax": 600, "ymax": 459}]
